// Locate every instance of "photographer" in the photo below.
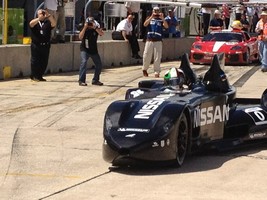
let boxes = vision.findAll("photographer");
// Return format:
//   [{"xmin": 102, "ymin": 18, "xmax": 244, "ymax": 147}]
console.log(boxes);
[
  {"xmin": 142, "ymin": 6, "xmax": 168, "ymax": 78},
  {"xmin": 29, "ymin": 9, "xmax": 56, "ymax": 82},
  {"xmin": 78, "ymin": 17, "xmax": 104, "ymax": 86}
]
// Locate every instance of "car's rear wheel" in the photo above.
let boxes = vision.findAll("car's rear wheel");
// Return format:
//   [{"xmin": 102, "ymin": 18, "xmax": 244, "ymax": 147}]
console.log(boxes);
[{"xmin": 175, "ymin": 113, "xmax": 188, "ymax": 166}]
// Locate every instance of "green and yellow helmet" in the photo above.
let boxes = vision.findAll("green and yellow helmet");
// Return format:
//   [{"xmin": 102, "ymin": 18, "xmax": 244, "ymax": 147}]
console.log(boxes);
[{"xmin": 164, "ymin": 67, "xmax": 185, "ymax": 88}]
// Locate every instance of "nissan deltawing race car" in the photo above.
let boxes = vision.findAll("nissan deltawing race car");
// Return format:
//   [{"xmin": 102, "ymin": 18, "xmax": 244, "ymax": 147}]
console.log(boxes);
[
  {"xmin": 190, "ymin": 30, "xmax": 259, "ymax": 65},
  {"xmin": 103, "ymin": 54, "xmax": 267, "ymax": 167}
]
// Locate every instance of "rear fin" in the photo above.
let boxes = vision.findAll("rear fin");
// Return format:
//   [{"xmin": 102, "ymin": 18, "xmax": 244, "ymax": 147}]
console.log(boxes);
[
  {"xmin": 261, "ymin": 89, "xmax": 267, "ymax": 107},
  {"xmin": 203, "ymin": 54, "xmax": 230, "ymax": 93},
  {"xmin": 179, "ymin": 53, "xmax": 197, "ymax": 87}
]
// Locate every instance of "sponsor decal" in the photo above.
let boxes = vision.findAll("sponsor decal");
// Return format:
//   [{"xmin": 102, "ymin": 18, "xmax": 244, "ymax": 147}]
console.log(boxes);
[
  {"xmin": 130, "ymin": 89, "xmax": 144, "ymax": 98},
  {"xmin": 203, "ymin": 53, "xmax": 214, "ymax": 60},
  {"xmin": 204, "ymin": 55, "xmax": 213, "ymax": 60},
  {"xmin": 134, "ymin": 93, "xmax": 175, "ymax": 119},
  {"xmin": 152, "ymin": 142, "xmax": 159, "ymax": 147},
  {"xmin": 125, "ymin": 134, "xmax": 136, "ymax": 138},
  {"xmin": 194, "ymin": 104, "xmax": 229, "ymax": 127},
  {"xmin": 245, "ymin": 107, "xmax": 267, "ymax": 125},
  {"xmin": 152, "ymin": 139, "xmax": 170, "ymax": 148},
  {"xmin": 249, "ymin": 132, "xmax": 266, "ymax": 139},
  {"xmin": 117, "ymin": 128, "xmax": 150, "ymax": 133}
]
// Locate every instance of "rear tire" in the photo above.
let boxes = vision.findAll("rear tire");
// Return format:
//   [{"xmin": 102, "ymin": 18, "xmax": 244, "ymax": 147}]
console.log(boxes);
[{"xmin": 175, "ymin": 113, "xmax": 189, "ymax": 166}]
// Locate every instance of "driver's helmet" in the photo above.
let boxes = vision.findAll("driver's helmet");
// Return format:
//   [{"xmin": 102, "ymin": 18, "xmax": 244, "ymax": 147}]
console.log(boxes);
[
  {"xmin": 231, "ymin": 20, "xmax": 242, "ymax": 30},
  {"xmin": 164, "ymin": 67, "xmax": 185, "ymax": 88}
]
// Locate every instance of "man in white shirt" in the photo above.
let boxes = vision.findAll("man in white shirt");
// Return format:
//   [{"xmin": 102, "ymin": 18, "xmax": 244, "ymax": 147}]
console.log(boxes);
[
  {"xmin": 125, "ymin": 2, "xmax": 140, "ymax": 14},
  {"xmin": 55, "ymin": 0, "xmax": 68, "ymax": 43},
  {"xmin": 44, "ymin": 0, "xmax": 57, "ymax": 11},
  {"xmin": 125, "ymin": 2, "xmax": 141, "ymax": 35},
  {"xmin": 116, "ymin": 15, "xmax": 141, "ymax": 59},
  {"xmin": 44, "ymin": 0, "xmax": 57, "ymax": 42}
]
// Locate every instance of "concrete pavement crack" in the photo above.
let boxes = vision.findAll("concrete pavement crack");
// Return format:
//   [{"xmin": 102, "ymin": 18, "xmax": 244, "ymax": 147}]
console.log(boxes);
[
  {"xmin": 38, "ymin": 171, "xmax": 111, "ymax": 200},
  {"xmin": 0, "ymin": 128, "xmax": 19, "ymax": 188}
]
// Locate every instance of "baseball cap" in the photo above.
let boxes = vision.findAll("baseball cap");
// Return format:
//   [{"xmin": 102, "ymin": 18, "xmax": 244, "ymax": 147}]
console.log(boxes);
[{"xmin": 153, "ymin": 6, "xmax": 160, "ymax": 11}]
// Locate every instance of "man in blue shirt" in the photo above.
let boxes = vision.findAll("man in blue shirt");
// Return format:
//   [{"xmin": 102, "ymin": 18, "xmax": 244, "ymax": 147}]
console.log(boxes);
[{"xmin": 164, "ymin": 9, "xmax": 179, "ymax": 38}]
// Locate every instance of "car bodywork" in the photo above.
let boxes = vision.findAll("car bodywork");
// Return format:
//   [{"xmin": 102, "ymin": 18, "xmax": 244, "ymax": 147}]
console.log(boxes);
[
  {"xmin": 103, "ymin": 54, "xmax": 267, "ymax": 167},
  {"xmin": 190, "ymin": 30, "xmax": 259, "ymax": 65}
]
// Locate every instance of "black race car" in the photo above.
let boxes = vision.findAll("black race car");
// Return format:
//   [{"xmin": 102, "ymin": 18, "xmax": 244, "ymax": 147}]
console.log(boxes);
[{"xmin": 103, "ymin": 54, "xmax": 267, "ymax": 167}]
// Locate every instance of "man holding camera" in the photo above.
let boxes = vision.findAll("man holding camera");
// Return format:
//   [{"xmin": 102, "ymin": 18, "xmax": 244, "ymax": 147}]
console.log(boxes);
[
  {"xmin": 29, "ymin": 9, "xmax": 56, "ymax": 82},
  {"xmin": 78, "ymin": 17, "xmax": 104, "ymax": 86},
  {"xmin": 142, "ymin": 6, "xmax": 168, "ymax": 78}
]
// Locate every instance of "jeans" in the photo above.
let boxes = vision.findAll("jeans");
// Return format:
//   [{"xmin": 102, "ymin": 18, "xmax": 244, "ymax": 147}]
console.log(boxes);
[
  {"xmin": 262, "ymin": 41, "xmax": 267, "ymax": 69},
  {"xmin": 79, "ymin": 51, "xmax": 102, "ymax": 83},
  {"xmin": 258, "ymin": 40, "xmax": 264, "ymax": 61}
]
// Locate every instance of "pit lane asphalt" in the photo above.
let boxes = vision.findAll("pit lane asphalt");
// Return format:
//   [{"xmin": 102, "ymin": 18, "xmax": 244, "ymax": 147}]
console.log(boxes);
[{"xmin": 0, "ymin": 61, "xmax": 267, "ymax": 200}]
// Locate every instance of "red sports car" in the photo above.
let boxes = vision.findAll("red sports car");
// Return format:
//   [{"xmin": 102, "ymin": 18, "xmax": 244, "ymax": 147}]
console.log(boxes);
[{"xmin": 190, "ymin": 30, "xmax": 259, "ymax": 65}]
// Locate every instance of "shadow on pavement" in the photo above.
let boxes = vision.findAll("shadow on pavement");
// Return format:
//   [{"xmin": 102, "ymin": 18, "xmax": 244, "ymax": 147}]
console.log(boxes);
[{"xmin": 109, "ymin": 140, "xmax": 267, "ymax": 176}]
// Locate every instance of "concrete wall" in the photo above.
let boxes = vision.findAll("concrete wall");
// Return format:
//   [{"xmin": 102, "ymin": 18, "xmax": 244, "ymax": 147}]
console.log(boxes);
[{"xmin": 0, "ymin": 37, "xmax": 195, "ymax": 80}]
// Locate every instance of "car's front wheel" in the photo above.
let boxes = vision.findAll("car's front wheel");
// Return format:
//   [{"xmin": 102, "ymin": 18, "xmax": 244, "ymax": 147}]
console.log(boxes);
[{"xmin": 175, "ymin": 113, "xmax": 189, "ymax": 166}]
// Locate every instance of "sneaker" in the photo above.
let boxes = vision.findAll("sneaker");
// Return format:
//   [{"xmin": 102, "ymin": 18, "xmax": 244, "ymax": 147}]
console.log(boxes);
[
  {"xmin": 59, "ymin": 40, "xmax": 65, "ymax": 43},
  {"xmin": 79, "ymin": 82, "xmax": 88, "ymax": 86},
  {"xmin": 31, "ymin": 77, "xmax": 39, "ymax": 82},
  {"xmin": 155, "ymin": 73, "xmax": 160, "ymax": 78},
  {"xmin": 39, "ymin": 77, "xmax": 47, "ymax": 81},
  {"xmin": 92, "ymin": 80, "xmax": 103, "ymax": 86},
  {"xmin": 143, "ymin": 70, "xmax": 148, "ymax": 77},
  {"xmin": 261, "ymin": 68, "xmax": 267, "ymax": 72}
]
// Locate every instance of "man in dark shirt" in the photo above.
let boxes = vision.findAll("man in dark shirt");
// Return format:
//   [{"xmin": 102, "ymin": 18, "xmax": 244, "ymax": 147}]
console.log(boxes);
[
  {"xmin": 29, "ymin": 9, "xmax": 56, "ymax": 81},
  {"xmin": 78, "ymin": 17, "xmax": 104, "ymax": 86},
  {"xmin": 209, "ymin": 10, "xmax": 224, "ymax": 32},
  {"xmin": 240, "ymin": 14, "xmax": 250, "ymax": 32}
]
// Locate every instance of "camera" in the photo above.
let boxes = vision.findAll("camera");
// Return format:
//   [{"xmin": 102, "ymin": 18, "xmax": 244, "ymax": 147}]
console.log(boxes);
[
  {"xmin": 86, "ymin": 17, "xmax": 94, "ymax": 25},
  {"xmin": 42, "ymin": 10, "xmax": 46, "ymax": 16}
]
